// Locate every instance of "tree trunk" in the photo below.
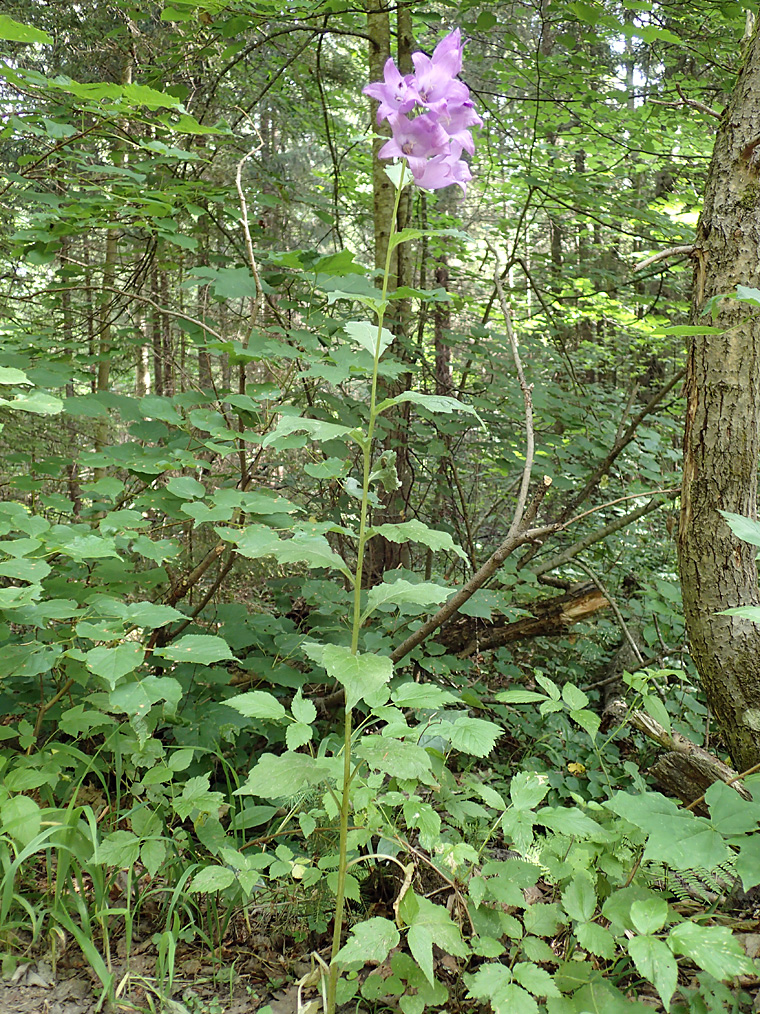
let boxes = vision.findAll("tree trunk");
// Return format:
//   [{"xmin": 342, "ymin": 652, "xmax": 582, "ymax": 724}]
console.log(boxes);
[{"xmin": 678, "ymin": 21, "xmax": 760, "ymax": 771}]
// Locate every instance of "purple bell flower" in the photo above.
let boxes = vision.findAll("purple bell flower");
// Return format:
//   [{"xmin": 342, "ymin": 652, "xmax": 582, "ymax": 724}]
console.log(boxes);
[{"xmin": 364, "ymin": 28, "xmax": 479, "ymax": 194}]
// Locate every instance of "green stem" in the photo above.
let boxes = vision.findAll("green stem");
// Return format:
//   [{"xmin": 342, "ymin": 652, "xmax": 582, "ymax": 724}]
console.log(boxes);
[{"xmin": 325, "ymin": 173, "xmax": 405, "ymax": 1014}]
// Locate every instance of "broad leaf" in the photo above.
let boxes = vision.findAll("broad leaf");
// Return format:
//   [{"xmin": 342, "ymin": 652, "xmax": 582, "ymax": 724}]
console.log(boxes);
[
  {"xmin": 668, "ymin": 920, "xmax": 755, "ymax": 980},
  {"xmin": 335, "ymin": 917, "xmax": 400, "ymax": 967},
  {"xmin": 399, "ymin": 893, "xmax": 468, "ymax": 985},
  {"xmin": 235, "ymin": 753, "xmax": 337, "ymax": 799},
  {"xmin": 370, "ymin": 519, "xmax": 467, "ymax": 560},
  {"xmin": 363, "ymin": 578, "xmax": 450, "ymax": 621},
  {"xmin": 317, "ymin": 644, "xmax": 392, "ymax": 709},
  {"xmin": 224, "ymin": 691, "xmax": 288, "ymax": 722},
  {"xmin": 391, "ymin": 683, "xmax": 458, "ymax": 709},
  {"xmin": 342, "ymin": 320, "xmax": 395, "ymax": 357},
  {"xmin": 155, "ymin": 635, "xmax": 233, "ymax": 665},
  {"xmin": 436, "ymin": 716, "xmax": 503, "ymax": 757},
  {"xmin": 84, "ymin": 643, "xmax": 144, "ymax": 688},
  {"xmin": 354, "ymin": 736, "xmax": 436, "ymax": 784},
  {"xmin": 627, "ymin": 935, "xmax": 678, "ymax": 1010}
]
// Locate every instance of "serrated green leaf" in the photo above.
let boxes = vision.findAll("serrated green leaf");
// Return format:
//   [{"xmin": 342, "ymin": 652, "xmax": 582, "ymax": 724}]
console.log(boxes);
[
  {"xmin": 335, "ymin": 917, "xmax": 400, "ymax": 967},
  {"xmin": 706, "ymin": 779, "xmax": 760, "ymax": 834},
  {"xmin": 141, "ymin": 839, "xmax": 166, "ymax": 878},
  {"xmin": 84, "ymin": 643, "xmax": 144, "ymax": 688},
  {"xmin": 371, "ymin": 519, "xmax": 467, "ymax": 560},
  {"xmin": 285, "ymin": 722, "xmax": 313, "ymax": 750},
  {"xmin": 109, "ymin": 676, "xmax": 182, "ymax": 722},
  {"xmin": 391, "ymin": 683, "xmax": 458, "ymax": 708},
  {"xmin": 536, "ymin": 805, "xmax": 607, "ymax": 839},
  {"xmin": 99, "ymin": 830, "xmax": 141, "ymax": 868},
  {"xmin": 512, "ymin": 962, "xmax": 561, "ymax": 998},
  {"xmin": 494, "ymin": 689, "xmax": 548, "ymax": 704},
  {"xmin": 189, "ymin": 866, "xmax": 236, "ymax": 893},
  {"xmin": 737, "ymin": 833, "xmax": 760, "ymax": 891},
  {"xmin": 668, "ymin": 920, "xmax": 755, "ymax": 980},
  {"xmin": 224, "ymin": 691, "xmax": 287, "ymax": 722},
  {"xmin": 562, "ymin": 874, "xmax": 596, "ymax": 922},
  {"xmin": 605, "ymin": 790, "xmax": 730, "ymax": 869},
  {"xmin": 436, "ymin": 716, "xmax": 503, "ymax": 757},
  {"xmin": 576, "ymin": 920, "xmax": 616, "ymax": 959},
  {"xmin": 400, "ymin": 893, "xmax": 468, "ymax": 985},
  {"xmin": 343, "ymin": 320, "xmax": 395, "ymax": 357},
  {"xmin": 291, "ymin": 688, "xmax": 317, "ymax": 725},
  {"xmin": 363, "ymin": 578, "xmax": 450, "ymax": 621},
  {"xmin": 376, "ymin": 390, "xmax": 483, "ymax": 424},
  {"xmin": 235, "ymin": 753, "xmax": 337, "ymax": 799},
  {"xmin": 312, "ymin": 644, "xmax": 392, "ymax": 709},
  {"xmin": 466, "ymin": 964, "xmax": 538, "ymax": 1014},
  {"xmin": 354, "ymin": 736, "xmax": 436, "ymax": 784},
  {"xmin": 0, "ymin": 795, "xmax": 41, "ymax": 847},
  {"xmin": 262, "ymin": 414, "xmax": 352, "ymax": 448},
  {"xmin": 630, "ymin": 897, "xmax": 669, "ymax": 935},
  {"xmin": 627, "ymin": 935, "xmax": 677, "ymax": 1010},
  {"xmin": 510, "ymin": 771, "xmax": 551, "ymax": 810},
  {"xmin": 155, "ymin": 635, "xmax": 233, "ymax": 665}
]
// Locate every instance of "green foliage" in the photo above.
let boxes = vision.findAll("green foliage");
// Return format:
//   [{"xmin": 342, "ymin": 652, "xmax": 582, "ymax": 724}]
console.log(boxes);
[{"xmin": 0, "ymin": 2, "xmax": 756, "ymax": 1012}]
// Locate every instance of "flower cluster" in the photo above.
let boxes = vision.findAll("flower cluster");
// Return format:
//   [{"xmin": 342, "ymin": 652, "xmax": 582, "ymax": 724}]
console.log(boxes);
[{"xmin": 363, "ymin": 29, "xmax": 481, "ymax": 193}]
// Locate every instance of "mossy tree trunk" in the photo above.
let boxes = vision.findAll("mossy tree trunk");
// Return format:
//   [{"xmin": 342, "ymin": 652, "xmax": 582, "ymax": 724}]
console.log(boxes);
[{"xmin": 678, "ymin": 21, "xmax": 760, "ymax": 771}]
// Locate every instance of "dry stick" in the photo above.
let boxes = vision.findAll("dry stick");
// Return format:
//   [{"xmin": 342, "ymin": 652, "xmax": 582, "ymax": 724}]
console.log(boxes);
[
  {"xmin": 390, "ymin": 244, "xmax": 547, "ymax": 665},
  {"xmin": 489, "ymin": 241, "xmax": 536, "ymax": 539},
  {"xmin": 32, "ymin": 678, "xmax": 75, "ymax": 742},
  {"xmin": 534, "ymin": 491, "xmax": 677, "ymax": 577},
  {"xmin": 168, "ymin": 554, "xmax": 236, "ymax": 639},
  {"xmin": 39, "ymin": 285, "xmax": 226, "ymax": 342},
  {"xmin": 633, "ymin": 246, "xmax": 694, "ymax": 273},
  {"xmin": 572, "ymin": 558, "xmax": 644, "ymax": 665},
  {"xmin": 685, "ymin": 760, "xmax": 760, "ymax": 812},
  {"xmin": 235, "ymin": 139, "xmax": 265, "ymax": 337},
  {"xmin": 559, "ymin": 368, "xmax": 686, "ymax": 522}
]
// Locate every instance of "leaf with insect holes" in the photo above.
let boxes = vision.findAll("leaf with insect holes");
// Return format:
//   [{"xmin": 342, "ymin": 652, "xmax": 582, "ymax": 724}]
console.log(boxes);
[
  {"xmin": 399, "ymin": 892, "xmax": 468, "ymax": 985},
  {"xmin": 668, "ymin": 921, "xmax": 756, "ymax": 980},
  {"xmin": 335, "ymin": 917, "xmax": 400, "ymax": 967},
  {"xmin": 627, "ymin": 935, "xmax": 678, "ymax": 1010}
]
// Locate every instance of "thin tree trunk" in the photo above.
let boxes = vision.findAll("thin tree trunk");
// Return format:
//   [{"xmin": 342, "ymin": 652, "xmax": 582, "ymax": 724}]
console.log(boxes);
[{"xmin": 678, "ymin": 20, "xmax": 760, "ymax": 771}]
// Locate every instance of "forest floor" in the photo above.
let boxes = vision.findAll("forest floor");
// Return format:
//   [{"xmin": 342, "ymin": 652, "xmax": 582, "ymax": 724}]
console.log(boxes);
[{"xmin": 0, "ymin": 929, "xmax": 328, "ymax": 1014}]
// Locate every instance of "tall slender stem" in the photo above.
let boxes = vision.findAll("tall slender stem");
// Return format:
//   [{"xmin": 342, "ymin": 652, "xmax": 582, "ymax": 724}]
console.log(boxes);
[{"xmin": 325, "ymin": 175, "xmax": 405, "ymax": 1014}]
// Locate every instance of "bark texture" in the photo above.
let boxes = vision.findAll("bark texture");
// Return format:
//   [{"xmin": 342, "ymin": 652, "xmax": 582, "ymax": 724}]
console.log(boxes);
[{"xmin": 679, "ymin": 23, "xmax": 760, "ymax": 770}]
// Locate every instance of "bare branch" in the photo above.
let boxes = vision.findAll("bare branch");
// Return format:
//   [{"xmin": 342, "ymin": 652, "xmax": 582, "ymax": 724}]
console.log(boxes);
[{"xmin": 634, "ymin": 246, "xmax": 694, "ymax": 272}]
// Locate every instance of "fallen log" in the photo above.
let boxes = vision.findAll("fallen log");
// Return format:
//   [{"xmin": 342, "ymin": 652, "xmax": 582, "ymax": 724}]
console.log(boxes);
[
  {"xmin": 440, "ymin": 581, "xmax": 609, "ymax": 657},
  {"xmin": 605, "ymin": 698, "xmax": 749, "ymax": 813}
]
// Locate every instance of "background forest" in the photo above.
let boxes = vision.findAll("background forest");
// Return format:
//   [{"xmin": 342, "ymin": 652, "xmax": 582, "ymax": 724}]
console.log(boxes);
[{"xmin": 1, "ymin": 1, "xmax": 760, "ymax": 1013}]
